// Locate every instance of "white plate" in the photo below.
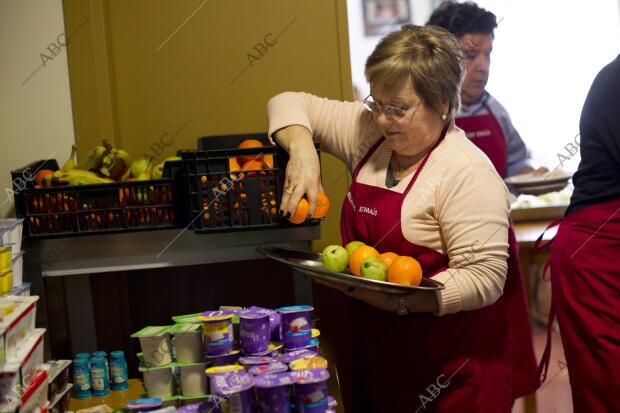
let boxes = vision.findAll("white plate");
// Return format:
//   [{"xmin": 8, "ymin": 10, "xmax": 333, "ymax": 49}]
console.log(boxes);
[
  {"xmin": 513, "ymin": 182, "xmax": 569, "ymax": 196},
  {"xmin": 504, "ymin": 170, "xmax": 572, "ymax": 187}
]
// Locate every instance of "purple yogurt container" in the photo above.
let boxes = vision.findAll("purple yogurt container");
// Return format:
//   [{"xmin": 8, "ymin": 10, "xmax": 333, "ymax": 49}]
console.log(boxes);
[
  {"xmin": 248, "ymin": 361, "xmax": 288, "ymax": 376},
  {"xmin": 254, "ymin": 372, "xmax": 294, "ymax": 413},
  {"xmin": 247, "ymin": 306, "xmax": 282, "ymax": 342},
  {"xmin": 277, "ymin": 305, "xmax": 313, "ymax": 350},
  {"xmin": 206, "ymin": 350, "xmax": 241, "ymax": 367},
  {"xmin": 277, "ymin": 349, "xmax": 317, "ymax": 364},
  {"xmin": 238, "ymin": 356, "xmax": 276, "ymax": 368},
  {"xmin": 209, "ymin": 371, "xmax": 255, "ymax": 413},
  {"xmin": 175, "ymin": 395, "xmax": 228, "ymax": 413},
  {"xmin": 290, "ymin": 369, "xmax": 330, "ymax": 413},
  {"xmin": 284, "ymin": 338, "xmax": 320, "ymax": 355},
  {"xmin": 237, "ymin": 309, "xmax": 270, "ymax": 354},
  {"xmin": 200, "ymin": 310, "xmax": 234, "ymax": 356},
  {"xmin": 246, "ymin": 342, "xmax": 282, "ymax": 358}
]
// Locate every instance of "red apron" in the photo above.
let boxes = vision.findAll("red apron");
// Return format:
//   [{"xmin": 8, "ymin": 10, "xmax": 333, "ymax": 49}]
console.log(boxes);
[
  {"xmin": 538, "ymin": 198, "xmax": 620, "ymax": 412},
  {"xmin": 456, "ymin": 108, "xmax": 539, "ymax": 398},
  {"xmin": 335, "ymin": 128, "xmax": 511, "ymax": 412}
]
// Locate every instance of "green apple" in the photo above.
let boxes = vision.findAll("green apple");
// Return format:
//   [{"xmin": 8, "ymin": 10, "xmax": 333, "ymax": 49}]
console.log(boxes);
[
  {"xmin": 360, "ymin": 257, "xmax": 388, "ymax": 281},
  {"xmin": 321, "ymin": 245, "xmax": 349, "ymax": 273},
  {"xmin": 131, "ymin": 158, "xmax": 152, "ymax": 179},
  {"xmin": 345, "ymin": 241, "xmax": 366, "ymax": 256},
  {"xmin": 151, "ymin": 162, "xmax": 165, "ymax": 180}
]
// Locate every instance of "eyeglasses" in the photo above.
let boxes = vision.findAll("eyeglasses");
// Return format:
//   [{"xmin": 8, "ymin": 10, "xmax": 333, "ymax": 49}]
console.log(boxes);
[{"xmin": 363, "ymin": 95, "xmax": 421, "ymax": 118}]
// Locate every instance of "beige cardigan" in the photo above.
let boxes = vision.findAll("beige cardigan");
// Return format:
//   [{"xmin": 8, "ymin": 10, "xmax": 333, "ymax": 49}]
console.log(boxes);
[{"xmin": 268, "ymin": 92, "xmax": 510, "ymax": 315}]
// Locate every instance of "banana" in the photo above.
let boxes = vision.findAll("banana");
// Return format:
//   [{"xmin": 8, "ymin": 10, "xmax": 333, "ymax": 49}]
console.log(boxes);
[
  {"xmin": 52, "ymin": 169, "xmax": 114, "ymax": 186},
  {"xmin": 99, "ymin": 148, "xmax": 131, "ymax": 182},
  {"xmin": 61, "ymin": 145, "xmax": 78, "ymax": 171},
  {"xmin": 76, "ymin": 140, "xmax": 112, "ymax": 171}
]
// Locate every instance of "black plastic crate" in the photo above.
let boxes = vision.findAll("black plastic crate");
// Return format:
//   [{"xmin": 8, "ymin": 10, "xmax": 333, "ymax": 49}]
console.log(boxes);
[
  {"xmin": 11, "ymin": 159, "xmax": 185, "ymax": 238},
  {"xmin": 182, "ymin": 133, "xmax": 320, "ymax": 232}
]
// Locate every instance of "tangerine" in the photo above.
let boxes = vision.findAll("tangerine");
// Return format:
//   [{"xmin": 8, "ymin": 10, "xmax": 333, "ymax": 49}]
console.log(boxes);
[
  {"xmin": 241, "ymin": 160, "xmax": 264, "ymax": 178},
  {"xmin": 289, "ymin": 198, "xmax": 310, "ymax": 224},
  {"xmin": 348, "ymin": 245, "xmax": 379, "ymax": 276},
  {"xmin": 262, "ymin": 155, "xmax": 274, "ymax": 169},
  {"xmin": 238, "ymin": 139, "xmax": 264, "ymax": 164},
  {"xmin": 34, "ymin": 169, "xmax": 54, "ymax": 187},
  {"xmin": 377, "ymin": 252, "xmax": 399, "ymax": 268},
  {"xmin": 311, "ymin": 192, "xmax": 330, "ymax": 219},
  {"xmin": 387, "ymin": 256, "xmax": 422, "ymax": 286}
]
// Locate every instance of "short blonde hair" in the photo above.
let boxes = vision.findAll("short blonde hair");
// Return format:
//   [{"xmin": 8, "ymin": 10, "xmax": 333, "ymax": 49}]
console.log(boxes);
[{"xmin": 365, "ymin": 24, "xmax": 464, "ymax": 119}]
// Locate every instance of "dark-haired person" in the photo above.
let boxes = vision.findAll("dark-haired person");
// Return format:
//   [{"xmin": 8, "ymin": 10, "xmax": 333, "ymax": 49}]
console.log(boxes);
[
  {"xmin": 427, "ymin": 1, "xmax": 547, "ymax": 179},
  {"xmin": 428, "ymin": 1, "xmax": 540, "ymax": 402},
  {"xmin": 540, "ymin": 55, "xmax": 620, "ymax": 412}
]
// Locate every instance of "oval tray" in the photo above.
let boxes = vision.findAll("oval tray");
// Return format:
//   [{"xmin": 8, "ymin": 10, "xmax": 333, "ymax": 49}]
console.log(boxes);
[{"xmin": 256, "ymin": 246, "xmax": 444, "ymax": 294}]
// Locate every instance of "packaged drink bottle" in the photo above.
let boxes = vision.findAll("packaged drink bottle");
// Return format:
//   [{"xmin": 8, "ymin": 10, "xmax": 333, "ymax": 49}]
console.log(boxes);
[
  {"xmin": 72, "ymin": 357, "xmax": 92, "ymax": 399},
  {"xmin": 110, "ymin": 350, "xmax": 129, "ymax": 391},
  {"xmin": 90, "ymin": 356, "xmax": 110, "ymax": 396}
]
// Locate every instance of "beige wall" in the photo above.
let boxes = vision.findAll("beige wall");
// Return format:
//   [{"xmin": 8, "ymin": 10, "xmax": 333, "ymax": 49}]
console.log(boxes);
[
  {"xmin": 63, "ymin": 0, "xmax": 353, "ymax": 250},
  {"xmin": 0, "ymin": 0, "xmax": 76, "ymax": 219}
]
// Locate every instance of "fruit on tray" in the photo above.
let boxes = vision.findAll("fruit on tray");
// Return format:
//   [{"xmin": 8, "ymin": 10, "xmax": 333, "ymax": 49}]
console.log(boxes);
[
  {"xmin": 388, "ymin": 256, "xmax": 422, "ymax": 286},
  {"xmin": 348, "ymin": 245, "xmax": 380, "ymax": 276},
  {"xmin": 360, "ymin": 257, "xmax": 388, "ymax": 281},
  {"xmin": 321, "ymin": 245, "xmax": 349, "ymax": 272},
  {"xmin": 320, "ymin": 242, "xmax": 422, "ymax": 286},
  {"xmin": 344, "ymin": 241, "xmax": 366, "ymax": 256}
]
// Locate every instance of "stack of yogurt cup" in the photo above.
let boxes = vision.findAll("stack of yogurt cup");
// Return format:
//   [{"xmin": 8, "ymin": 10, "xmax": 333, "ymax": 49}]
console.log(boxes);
[
  {"xmin": 131, "ymin": 323, "xmax": 210, "ymax": 407},
  {"xmin": 131, "ymin": 304, "xmax": 336, "ymax": 411}
]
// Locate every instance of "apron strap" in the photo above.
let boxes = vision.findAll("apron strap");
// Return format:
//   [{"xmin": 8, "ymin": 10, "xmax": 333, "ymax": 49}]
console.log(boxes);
[
  {"xmin": 537, "ymin": 298, "xmax": 556, "ymax": 384},
  {"xmin": 534, "ymin": 218, "xmax": 563, "ymax": 252}
]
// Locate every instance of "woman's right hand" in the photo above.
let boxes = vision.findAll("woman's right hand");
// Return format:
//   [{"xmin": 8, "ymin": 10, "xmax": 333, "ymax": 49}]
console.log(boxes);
[{"xmin": 274, "ymin": 125, "xmax": 323, "ymax": 219}]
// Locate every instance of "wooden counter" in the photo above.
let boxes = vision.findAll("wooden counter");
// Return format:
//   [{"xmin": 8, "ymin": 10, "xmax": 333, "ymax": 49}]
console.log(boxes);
[{"xmin": 69, "ymin": 379, "xmax": 145, "ymax": 411}]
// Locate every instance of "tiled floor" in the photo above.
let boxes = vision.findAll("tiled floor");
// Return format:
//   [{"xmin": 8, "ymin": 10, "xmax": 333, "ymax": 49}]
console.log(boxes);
[{"xmin": 513, "ymin": 322, "xmax": 573, "ymax": 413}]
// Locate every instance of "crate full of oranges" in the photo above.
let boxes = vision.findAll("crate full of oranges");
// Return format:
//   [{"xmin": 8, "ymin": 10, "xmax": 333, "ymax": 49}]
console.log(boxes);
[{"xmin": 180, "ymin": 133, "xmax": 324, "ymax": 233}]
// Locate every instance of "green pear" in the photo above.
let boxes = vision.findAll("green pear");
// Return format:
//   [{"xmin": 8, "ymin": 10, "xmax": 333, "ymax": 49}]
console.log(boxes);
[
  {"xmin": 151, "ymin": 162, "xmax": 165, "ymax": 180},
  {"xmin": 130, "ymin": 158, "xmax": 152, "ymax": 179}
]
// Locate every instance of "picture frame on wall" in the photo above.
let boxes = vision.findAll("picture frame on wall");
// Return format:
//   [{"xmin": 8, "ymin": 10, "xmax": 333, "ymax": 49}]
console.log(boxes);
[{"xmin": 362, "ymin": 0, "xmax": 411, "ymax": 37}]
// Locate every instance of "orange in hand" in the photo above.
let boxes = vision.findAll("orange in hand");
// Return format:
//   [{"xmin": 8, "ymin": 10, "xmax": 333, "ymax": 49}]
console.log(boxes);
[
  {"xmin": 238, "ymin": 139, "xmax": 264, "ymax": 164},
  {"xmin": 289, "ymin": 198, "xmax": 310, "ymax": 224},
  {"xmin": 377, "ymin": 252, "xmax": 399, "ymax": 268},
  {"xmin": 349, "ymin": 245, "xmax": 379, "ymax": 276},
  {"xmin": 388, "ymin": 256, "xmax": 422, "ymax": 286},
  {"xmin": 311, "ymin": 192, "xmax": 330, "ymax": 219}
]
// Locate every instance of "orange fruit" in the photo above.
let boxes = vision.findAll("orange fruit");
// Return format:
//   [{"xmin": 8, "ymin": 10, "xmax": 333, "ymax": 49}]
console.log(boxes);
[
  {"xmin": 289, "ymin": 198, "xmax": 310, "ymax": 224},
  {"xmin": 241, "ymin": 160, "xmax": 264, "ymax": 178},
  {"xmin": 378, "ymin": 252, "xmax": 399, "ymax": 268},
  {"xmin": 388, "ymin": 256, "xmax": 422, "ymax": 286},
  {"xmin": 348, "ymin": 245, "xmax": 379, "ymax": 276},
  {"xmin": 311, "ymin": 192, "xmax": 330, "ymax": 219},
  {"xmin": 262, "ymin": 155, "xmax": 274, "ymax": 169},
  {"xmin": 238, "ymin": 139, "xmax": 264, "ymax": 164},
  {"xmin": 34, "ymin": 169, "xmax": 54, "ymax": 187}
]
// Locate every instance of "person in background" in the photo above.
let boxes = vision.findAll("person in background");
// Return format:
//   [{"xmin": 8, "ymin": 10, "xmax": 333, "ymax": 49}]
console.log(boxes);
[
  {"xmin": 270, "ymin": 25, "xmax": 515, "ymax": 412},
  {"xmin": 427, "ymin": 1, "xmax": 541, "ymax": 403},
  {"xmin": 427, "ymin": 1, "xmax": 547, "ymax": 179},
  {"xmin": 539, "ymin": 55, "xmax": 620, "ymax": 412}
]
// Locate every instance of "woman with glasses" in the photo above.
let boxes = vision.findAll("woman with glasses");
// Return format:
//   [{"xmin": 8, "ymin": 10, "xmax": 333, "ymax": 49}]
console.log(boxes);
[{"xmin": 270, "ymin": 25, "xmax": 513, "ymax": 412}]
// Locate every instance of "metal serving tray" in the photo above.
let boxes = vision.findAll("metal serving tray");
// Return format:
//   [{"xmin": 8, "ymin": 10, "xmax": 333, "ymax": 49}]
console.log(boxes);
[{"xmin": 256, "ymin": 246, "xmax": 444, "ymax": 294}]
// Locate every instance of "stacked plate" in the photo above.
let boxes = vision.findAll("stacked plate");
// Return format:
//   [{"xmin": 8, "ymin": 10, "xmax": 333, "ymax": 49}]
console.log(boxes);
[{"xmin": 504, "ymin": 170, "xmax": 572, "ymax": 195}]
